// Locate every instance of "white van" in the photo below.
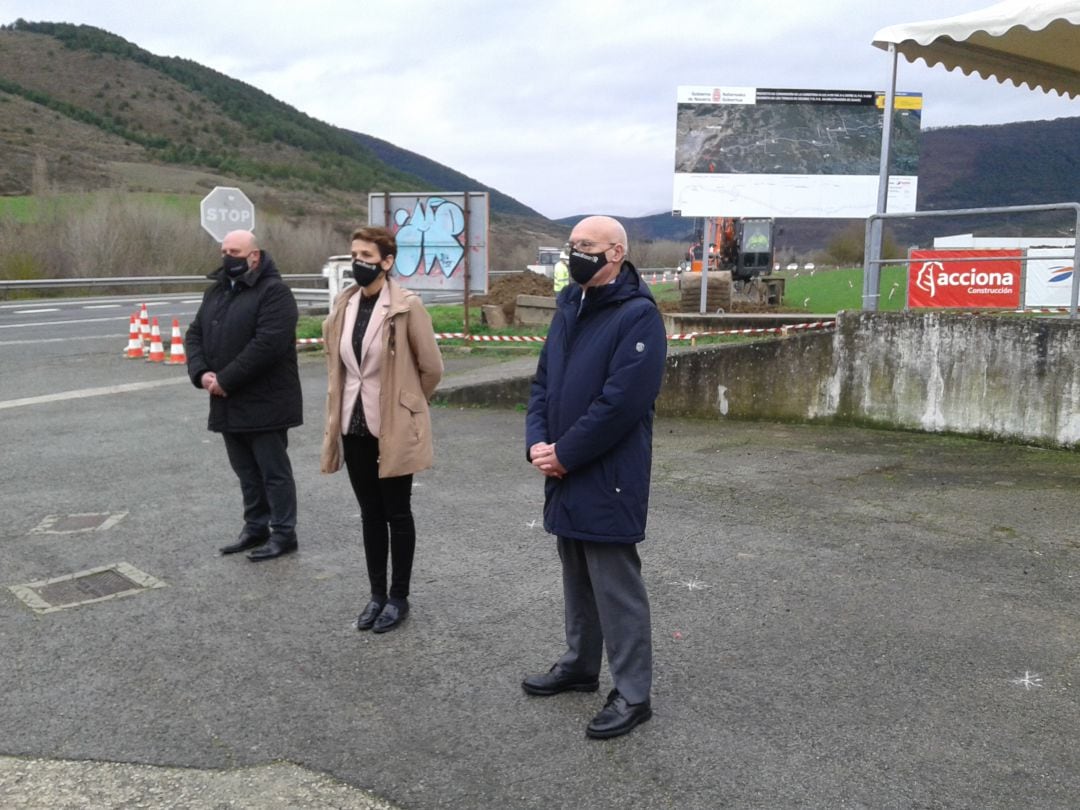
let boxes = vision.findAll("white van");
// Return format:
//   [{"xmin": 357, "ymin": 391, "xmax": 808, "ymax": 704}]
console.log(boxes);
[{"xmin": 321, "ymin": 255, "xmax": 354, "ymax": 310}]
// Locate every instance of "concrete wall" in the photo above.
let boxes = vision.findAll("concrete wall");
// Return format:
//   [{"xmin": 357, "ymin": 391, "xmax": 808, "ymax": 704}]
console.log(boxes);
[
  {"xmin": 438, "ymin": 312, "xmax": 1080, "ymax": 448},
  {"xmin": 664, "ymin": 311, "xmax": 1080, "ymax": 448},
  {"xmin": 659, "ymin": 333, "xmax": 834, "ymax": 421},
  {"xmin": 813, "ymin": 311, "xmax": 1080, "ymax": 446}
]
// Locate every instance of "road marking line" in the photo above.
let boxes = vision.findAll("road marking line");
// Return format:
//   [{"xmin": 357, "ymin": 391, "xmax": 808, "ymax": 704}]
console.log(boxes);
[
  {"xmin": 0, "ymin": 335, "xmax": 127, "ymax": 346},
  {"xmin": 0, "ymin": 377, "xmax": 189, "ymax": 411},
  {"xmin": 82, "ymin": 304, "xmax": 122, "ymax": 309},
  {"xmin": 0, "ymin": 316, "xmax": 133, "ymax": 329},
  {"xmin": 0, "ymin": 294, "xmax": 199, "ymax": 310},
  {"xmin": 13, "ymin": 308, "xmax": 60, "ymax": 314}
]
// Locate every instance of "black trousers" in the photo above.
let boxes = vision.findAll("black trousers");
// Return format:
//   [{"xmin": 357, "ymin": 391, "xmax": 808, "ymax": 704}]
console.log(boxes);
[
  {"xmin": 222, "ymin": 429, "xmax": 297, "ymax": 539},
  {"xmin": 342, "ymin": 433, "xmax": 415, "ymax": 602}
]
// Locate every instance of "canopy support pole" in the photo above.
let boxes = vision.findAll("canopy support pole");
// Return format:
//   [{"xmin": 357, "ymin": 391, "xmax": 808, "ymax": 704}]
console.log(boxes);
[{"xmin": 864, "ymin": 43, "xmax": 898, "ymax": 311}]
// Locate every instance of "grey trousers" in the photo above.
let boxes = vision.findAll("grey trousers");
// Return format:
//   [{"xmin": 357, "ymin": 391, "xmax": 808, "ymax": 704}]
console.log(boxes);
[
  {"xmin": 556, "ymin": 537, "xmax": 652, "ymax": 704},
  {"xmin": 222, "ymin": 429, "xmax": 297, "ymax": 539}
]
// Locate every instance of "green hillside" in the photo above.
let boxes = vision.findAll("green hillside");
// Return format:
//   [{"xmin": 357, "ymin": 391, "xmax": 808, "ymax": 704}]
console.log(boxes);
[{"xmin": 0, "ymin": 20, "xmax": 423, "ymax": 199}]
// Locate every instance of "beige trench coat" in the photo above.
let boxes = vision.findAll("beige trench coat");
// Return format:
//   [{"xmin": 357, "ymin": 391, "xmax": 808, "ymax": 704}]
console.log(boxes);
[{"xmin": 320, "ymin": 278, "xmax": 443, "ymax": 478}]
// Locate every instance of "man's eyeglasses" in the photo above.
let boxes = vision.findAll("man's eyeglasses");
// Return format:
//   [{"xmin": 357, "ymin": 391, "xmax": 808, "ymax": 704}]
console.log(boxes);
[{"xmin": 567, "ymin": 240, "xmax": 616, "ymax": 253}]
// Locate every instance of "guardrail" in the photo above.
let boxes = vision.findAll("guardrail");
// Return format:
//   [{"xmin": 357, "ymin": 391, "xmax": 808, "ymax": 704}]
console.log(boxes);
[
  {"xmin": 0, "ymin": 274, "xmax": 329, "ymax": 308},
  {"xmin": 0, "ymin": 274, "xmax": 326, "ymax": 290}
]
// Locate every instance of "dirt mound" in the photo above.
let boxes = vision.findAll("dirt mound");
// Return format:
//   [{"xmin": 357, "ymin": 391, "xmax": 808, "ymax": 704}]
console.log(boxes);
[{"xmin": 473, "ymin": 272, "xmax": 554, "ymax": 319}]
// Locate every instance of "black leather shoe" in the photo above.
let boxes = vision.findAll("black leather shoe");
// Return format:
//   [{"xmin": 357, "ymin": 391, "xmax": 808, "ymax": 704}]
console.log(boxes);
[
  {"xmin": 356, "ymin": 599, "xmax": 386, "ymax": 631},
  {"xmin": 586, "ymin": 689, "xmax": 652, "ymax": 739},
  {"xmin": 220, "ymin": 530, "xmax": 269, "ymax": 555},
  {"xmin": 372, "ymin": 601, "xmax": 408, "ymax": 633},
  {"xmin": 246, "ymin": 535, "xmax": 298, "ymax": 561},
  {"xmin": 521, "ymin": 665, "xmax": 600, "ymax": 696}
]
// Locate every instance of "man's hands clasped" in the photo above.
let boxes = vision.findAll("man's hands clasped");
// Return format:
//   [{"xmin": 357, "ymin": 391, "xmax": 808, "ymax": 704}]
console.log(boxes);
[
  {"xmin": 200, "ymin": 371, "xmax": 228, "ymax": 398},
  {"xmin": 530, "ymin": 442, "xmax": 566, "ymax": 478}
]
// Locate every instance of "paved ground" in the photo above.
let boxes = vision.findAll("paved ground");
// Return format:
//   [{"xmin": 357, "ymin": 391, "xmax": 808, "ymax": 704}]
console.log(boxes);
[{"xmin": 1, "ymin": 348, "xmax": 1079, "ymax": 808}]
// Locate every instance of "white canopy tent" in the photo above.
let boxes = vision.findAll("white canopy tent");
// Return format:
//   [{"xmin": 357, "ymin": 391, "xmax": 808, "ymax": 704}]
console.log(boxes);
[
  {"xmin": 862, "ymin": 0, "xmax": 1080, "ymax": 311},
  {"xmin": 873, "ymin": 0, "xmax": 1080, "ymax": 98}
]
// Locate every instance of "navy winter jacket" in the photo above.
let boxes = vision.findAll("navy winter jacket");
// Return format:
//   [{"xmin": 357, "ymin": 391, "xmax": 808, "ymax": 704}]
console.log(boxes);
[
  {"xmin": 526, "ymin": 260, "xmax": 667, "ymax": 543},
  {"xmin": 185, "ymin": 252, "xmax": 303, "ymax": 433}
]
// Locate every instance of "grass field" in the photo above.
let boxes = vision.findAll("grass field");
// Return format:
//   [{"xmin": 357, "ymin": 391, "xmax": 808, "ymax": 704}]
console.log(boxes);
[
  {"xmin": 776, "ymin": 266, "xmax": 908, "ymax": 312},
  {"xmin": 0, "ymin": 192, "xmax": 200, "ymax": 223}
]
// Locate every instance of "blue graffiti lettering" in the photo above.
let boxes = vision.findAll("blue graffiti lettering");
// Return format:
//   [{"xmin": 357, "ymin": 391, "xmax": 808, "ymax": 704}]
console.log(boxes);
[{"xmin": 392, "ymin": 197, "xmax": 465, "ymax": 279}]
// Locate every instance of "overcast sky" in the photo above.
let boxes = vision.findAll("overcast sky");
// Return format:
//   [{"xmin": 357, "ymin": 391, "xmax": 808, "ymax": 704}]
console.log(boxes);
[{"xmin": 3, "ymin": 0, "xmax": 1077, "ymax": 219}]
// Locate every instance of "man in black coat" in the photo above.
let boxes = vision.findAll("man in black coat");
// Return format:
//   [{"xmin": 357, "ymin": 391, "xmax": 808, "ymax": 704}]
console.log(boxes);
[
  {"xmin": 185, "ymin": 229, "xmax": 303, "ymax": 561},
  {"xmin": 524, "ymin": 215, "xmax": 667, "ymax": 739}
]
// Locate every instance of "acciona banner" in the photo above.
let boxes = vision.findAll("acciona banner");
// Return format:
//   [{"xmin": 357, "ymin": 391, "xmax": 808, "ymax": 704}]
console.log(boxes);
[{"xmin": 907, "ymin": 249, "xmax": 1022, "ymax": 309}]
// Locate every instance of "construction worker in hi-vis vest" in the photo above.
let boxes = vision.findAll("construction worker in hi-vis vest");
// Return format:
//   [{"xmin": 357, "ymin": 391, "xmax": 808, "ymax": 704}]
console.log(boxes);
[{"xmin": 553, "ymin": 250, "xmax": 570, "ymax": 293}]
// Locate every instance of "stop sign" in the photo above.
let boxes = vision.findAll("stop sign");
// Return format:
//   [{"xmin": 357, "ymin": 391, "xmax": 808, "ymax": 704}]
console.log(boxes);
[{"xmin": 200, "ymin": 186, "xmax": 255, "ymax": 242}]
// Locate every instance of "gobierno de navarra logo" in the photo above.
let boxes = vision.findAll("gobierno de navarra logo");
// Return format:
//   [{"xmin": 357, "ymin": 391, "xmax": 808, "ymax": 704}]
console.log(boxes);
[{"xmin": 915, "ymin": 260, "xmax": 1016, "ymax": 297}]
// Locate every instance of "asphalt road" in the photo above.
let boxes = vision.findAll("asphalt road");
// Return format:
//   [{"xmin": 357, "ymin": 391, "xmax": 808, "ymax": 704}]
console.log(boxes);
[{"xmin": 1, "ymin": 321, "xmax": 1079, "ymax": 809}]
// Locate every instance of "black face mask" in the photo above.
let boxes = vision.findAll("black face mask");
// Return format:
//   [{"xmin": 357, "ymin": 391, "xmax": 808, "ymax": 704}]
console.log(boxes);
[
  {"xmin": 568, "ymin": 247, "xmax": 609, "ymax": 286},
  {"xmin": 352, "ymin": 259, "xmax": 383, "ymax": 288},
  {"xmin": 222, "ymin": 253, "xmax": 249, "ymax": 278}
]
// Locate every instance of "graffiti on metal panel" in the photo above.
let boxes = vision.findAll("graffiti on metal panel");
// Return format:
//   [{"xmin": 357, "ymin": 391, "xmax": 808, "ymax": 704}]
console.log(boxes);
[{"xmin": 393, "ymin": 197, "xmax": 465, "ymax": 278}]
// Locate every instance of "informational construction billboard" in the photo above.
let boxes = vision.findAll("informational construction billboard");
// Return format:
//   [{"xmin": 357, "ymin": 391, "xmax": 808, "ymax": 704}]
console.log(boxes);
[
  {"xmin": 368, "ymin": 192, "xmax": 489, "ymax": 293},
  {"xmin": 672, "ymin": 86, "xmax": 921, "ymax": 218}
]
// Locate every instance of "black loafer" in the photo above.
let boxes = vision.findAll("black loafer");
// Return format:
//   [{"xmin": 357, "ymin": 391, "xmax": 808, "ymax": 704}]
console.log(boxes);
[
  {"xmin": 521, "ymin": 665, "xmax": 600, "ymax": 696},
  {"xmin": 372, "ymin": 601, "xmax": 408, "ymax": 633},
  {"xmin": 246, "ymin": 535, "xmax": 298, "ymax": 561},
  {"xmin": 586, "ymin": 689, "xmax": 652, "ymax": 739},
  {"xmin": 356, "ymin": 599, "xmax": 386, "ymax": 631},
  {"xmin": 220, "ymin": 530, "xmax": 269, "ymax": 555}
]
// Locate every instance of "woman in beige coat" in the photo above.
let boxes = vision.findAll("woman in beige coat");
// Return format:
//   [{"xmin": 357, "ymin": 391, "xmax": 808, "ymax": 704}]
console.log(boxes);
[{"xmin": 321, "ymin": 226, "xmax": 443, "ymax": 633}]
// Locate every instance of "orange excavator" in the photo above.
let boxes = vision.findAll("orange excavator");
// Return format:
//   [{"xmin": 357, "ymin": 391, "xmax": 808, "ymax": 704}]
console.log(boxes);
[{"xmin": 686, "ymin": 217, "xmax": 775, "ymax": 282}]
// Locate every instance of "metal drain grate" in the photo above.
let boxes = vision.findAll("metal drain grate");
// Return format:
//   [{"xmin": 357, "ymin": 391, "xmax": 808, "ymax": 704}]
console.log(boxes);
[
  {"xmin": 8, "ymin": 563, "xmax": 167, "ymax": 613},
  {"xmin": 36, "ymin": 569, "xmax": 137, "ymax": 604}
]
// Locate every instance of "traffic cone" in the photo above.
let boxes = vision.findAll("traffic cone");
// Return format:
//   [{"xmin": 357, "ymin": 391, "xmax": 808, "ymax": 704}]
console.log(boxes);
[
  {"xmin": 146, "ymin": 317, "xmax": 165, "ymax": 362},
  {"xmin": 124, "ymin": 314, "xmax": 143, "ymax": 358},
  {"xmin": 165, "ymin": 318, "xmax": 187, "ymax": 365},
  {"xmin": 139, "ymin": 303, "xmax": 151, "ymax": 356}
]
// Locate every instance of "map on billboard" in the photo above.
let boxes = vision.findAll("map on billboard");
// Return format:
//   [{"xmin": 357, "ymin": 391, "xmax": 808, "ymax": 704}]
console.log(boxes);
[{"xmin": 672, "ymin": 86, "xmax": 922, "ymax": 218}]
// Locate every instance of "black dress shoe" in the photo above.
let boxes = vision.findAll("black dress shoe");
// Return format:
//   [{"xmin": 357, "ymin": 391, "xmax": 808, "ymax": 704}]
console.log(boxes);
[
  {"xmin": 356, "ymin": 599, "xmax": 386, "ymax": 631},
  {"xmin": 246, "ymin": 535, "xmax": 298, "ymax": 561},
  {"xmin": 220, "ymin": 530, "xmax": 269, "ymax": 555},
  {"xmin": 521, "ymin": 665, "xmax": 600, "ymax": 696},
  {"xmin": 586, "ymin": 689, "xmax": 652, "ymax": 739},
  {"xmin": 372, "ymin": 601, "xmax": 408, "ymax": 633}
]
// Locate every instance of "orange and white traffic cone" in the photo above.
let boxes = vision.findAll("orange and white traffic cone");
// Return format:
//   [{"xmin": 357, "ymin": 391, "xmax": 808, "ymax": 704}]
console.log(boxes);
[
  {"xmin": 138, "ymin": 303, "xmax": 151, "ymax": 356},
  {"xmin": 146, "ymin": 317, "xmax": 165, "ymax": 362},
  {"xmin": 124, "ymin": 314, "xmax": 143, "ymax": 358},
  {"xmin": 165, "ymin": 318, "xmax": 187, "ymax": 365}
]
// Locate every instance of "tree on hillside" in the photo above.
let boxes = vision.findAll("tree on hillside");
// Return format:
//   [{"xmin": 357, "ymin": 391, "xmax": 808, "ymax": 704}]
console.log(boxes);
[{"xmin": 820, "ymin": 222, "xmax": 904, "ymax": 266}]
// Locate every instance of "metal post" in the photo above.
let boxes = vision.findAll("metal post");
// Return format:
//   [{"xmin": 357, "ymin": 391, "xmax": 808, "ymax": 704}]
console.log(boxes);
[
  {"xmin": 463, "ymin": 193, "xmax": 471, "ymax": 336},
  {"xmin": 1071, "ymin": 207, "xmax": 1080, "ymax": 320},
  {"xmin": 699, "ymin": 217, "xmax": 711, "ymax": 314},
  {"xmin": 863, "ymin": 217, "xmax": 881, "ymax": 310},
  {"xmin": 865, "ymin": 44, "xmax": 899, "ymax": 312}
]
